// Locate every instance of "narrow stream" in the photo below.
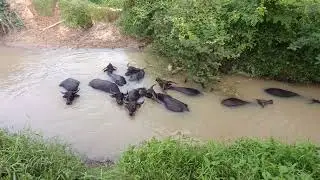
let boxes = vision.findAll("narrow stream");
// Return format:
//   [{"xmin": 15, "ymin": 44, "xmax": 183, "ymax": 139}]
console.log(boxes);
[{"xmin": 0, "ymin": 45, "xmax": 319, "ymax": 160}]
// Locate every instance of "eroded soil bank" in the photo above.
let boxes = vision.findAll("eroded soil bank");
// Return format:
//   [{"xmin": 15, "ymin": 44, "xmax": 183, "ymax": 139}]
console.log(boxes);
[{"xmin": 2, "ymin": 0, "xmax": 143, "ymax": 48}]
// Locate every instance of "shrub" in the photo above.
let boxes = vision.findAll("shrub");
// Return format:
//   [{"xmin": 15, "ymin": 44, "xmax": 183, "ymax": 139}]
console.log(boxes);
[
  {"xmin": 59, "ymin": 0, "xmax": 93, "ymax": 28},
  {"xmin": 0, "ymin": 0, "xmax": 23, "ymax": 35},
  {"xmin": 120, "ymin": 0, "xmax": 320, "ymax": 84},
  {"xmin": 118, "ymin": 138, "xmax": 320, "ymax": 179}
]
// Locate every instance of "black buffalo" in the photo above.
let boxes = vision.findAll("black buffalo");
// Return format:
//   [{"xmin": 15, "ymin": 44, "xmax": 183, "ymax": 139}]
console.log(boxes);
[
  {"xmin": 124, "ymin": 100, "xmax": 144, "ymax": 116},
  {"xmin": 156, "ymin": 93, "xmax": 189, "ymax": 112},
  {"xmin": 61, "ymin": 89, "xmax": 80, "ymax": 105},
  {"xmin": 221, "ymin": 98, "xmax": 273, "ymax": 108},
  {"xmin": 156, "ymin": 78, "xmax": 201, "ymax": 96},
  {"xmin": 59, "ymin": 78, "xmax": 80, "ymax": 91},
  {"xmin": 125, "ymin": 88, "xmax": 147, "ymax": 102},
  {"xmin": 89, "ymin": 79, "xmax": 124, "ymax": 105},
  {"xmin": 125, "ymin": 65, "xmax": 145, "ymax": 81},
  {"xmin": 103, "ymin": 63, "xmax": 126, "ymax": 86},
  {"xmin": 264, "ymin": 88, "xmax": 300, "ymax": 98}
]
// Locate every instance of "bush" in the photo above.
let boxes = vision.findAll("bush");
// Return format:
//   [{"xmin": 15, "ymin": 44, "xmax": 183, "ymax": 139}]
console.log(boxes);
[
  {"xmin": 120, "ymin": 0, "xmax": 320, "ymax": 84},
  {"xmin": 118, "ymin": 138, "xmax": 320, "ymax": 179},
  {"xmin": 0, "ymin": 0, "xmax": 23, "ymax": 35},
  {"xmin": 59, "ymin": 0, "xmax": 93, "ymax": 28}
]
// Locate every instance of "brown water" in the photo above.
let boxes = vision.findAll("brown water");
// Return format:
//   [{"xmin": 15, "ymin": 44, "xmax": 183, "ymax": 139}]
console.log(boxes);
[{"xmin": 0, "ymin": 45, "xmax": 319, "ymax": 160}]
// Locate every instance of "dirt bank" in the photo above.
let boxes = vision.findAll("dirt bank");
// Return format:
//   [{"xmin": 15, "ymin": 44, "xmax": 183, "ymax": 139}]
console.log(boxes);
[{"xmin": 2, "ymin": 0, "xmax": 143, "ymax": 48}]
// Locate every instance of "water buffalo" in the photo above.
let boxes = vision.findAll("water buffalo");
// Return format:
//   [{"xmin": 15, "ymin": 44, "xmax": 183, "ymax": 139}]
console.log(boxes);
[
  {"xmin": 125, "ymin": 88, "xmax": 147, "ymax": 102},
  {"xmin": 125, "ymin": 65, "xmax": 145, "ymax": 81},
  {"xmin": 265, "ymin": 87, "xmax": 320, "ymax": 104},
  {"xmin": 61, "ymin": 89, "xmax": 80, "ymax": 105},
  {"xmin": 125, "ymin": 66, "xmax": 143, "ymax": 76},
  {"xmin": 221, "ymin": 98, "xmax": 273, "ymax": 108},
  {"xmin": 156, "ymin": 78, "xmax": 201, "ymax": 96},
  {"xmin": 124, "ymin": 100, "xmax": 144, "ymax": 116},
  {"xmin": 89, "ymin": 79, "xmax": 124, "ymax": 105},
  {"xmin": 59, "ymin": 78, "xmax": 80, "ymax": 91},
  {"xmin": 145, "ymin": 84, "xmax": 157, "ymax": 99},
  {"xmin": 264, "ymin": 88, "xmax": 300, "ymax": 97},
  {"xmin": 221, "ymin": 98, "xmax": 250, "ymax": 107},
  {"xmin": 156, "ymin": 93, "xmax": 189, "ymax": 112},
  {"xmin": 103, "ymin": 63, "xmax": 126, "ymax": 86},
  {"xmin": 128, "ymin": 70, "xmax": 145, "ymax": 81}
]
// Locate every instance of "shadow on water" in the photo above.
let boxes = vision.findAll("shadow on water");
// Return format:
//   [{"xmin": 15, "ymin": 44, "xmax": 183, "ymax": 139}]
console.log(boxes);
[{"xmin": 0, "ymin": 45, "xmax": 319, "ymax": 160}]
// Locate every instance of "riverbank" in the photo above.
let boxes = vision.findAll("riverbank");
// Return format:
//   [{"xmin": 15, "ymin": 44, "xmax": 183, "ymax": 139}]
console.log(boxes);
[
  {"xmin": 1, "ymin": 129, "xmax": 319, "ymax": 179},
  {"xmin": 2, "ymin": 0, "xmax": 143, "ymax": 49}
]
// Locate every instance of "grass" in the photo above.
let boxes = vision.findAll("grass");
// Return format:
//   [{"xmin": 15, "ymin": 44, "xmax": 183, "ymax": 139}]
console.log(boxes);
[
  {"xmin": 0, "ymin": 129, "xmax": 116, "ymax": 179},
  {"xmin": 59, "ymin": 0, "xmax": 122, "ymax": 28},
  {"xmin": 1, "ymin": 129, "xmax": 319, "ymax": 179},
  {"xmin": 32, "ymin": 0, "xmax": 56, "ymax": 16},
  {"xmin": 118, "ymin": 138, "xmax": 320, "ymax": 179}
]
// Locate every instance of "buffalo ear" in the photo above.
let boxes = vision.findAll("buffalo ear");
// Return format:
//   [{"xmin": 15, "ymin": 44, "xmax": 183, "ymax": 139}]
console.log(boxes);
[
  {"xmin": 75, "ymin": 94, "xmax": 80, "ymax": 97},
  {"xmin": 63, "ymin": 94, "xmax": 67, "ymax": 98},
  {"xmin": 110, "ymin": 94, "xmax": 116, "ymax": 98}
]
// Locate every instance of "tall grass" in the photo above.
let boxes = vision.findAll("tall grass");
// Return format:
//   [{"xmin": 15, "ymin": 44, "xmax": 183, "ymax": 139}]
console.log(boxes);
[
  {"xmin": 0, "ymin": 130, "xmax": 116, "ymax": 179},
  {"xmin": 118, "ymin": 138, "xmax": 320, "ymax": 179},
  {"xmin": 32, "ymin": 0, "xmax": 56, "ymax": 16},
  {"xmin": 1, "ymin": 129, "xmax": 319, "ymax": 179},
  {"xmin": 59, "ymin": 0, "xmax": 122, "ymax": 28}
]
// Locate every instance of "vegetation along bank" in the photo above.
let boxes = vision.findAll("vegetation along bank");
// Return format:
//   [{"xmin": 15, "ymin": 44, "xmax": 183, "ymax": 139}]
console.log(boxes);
[
  {"xmin": 119, "ymin": 0, "xmax": 320, "ymax": 84},
  {"xmin": 0, "ymin": 0, "xmax": 23, "ymax": 35},
  {"xmin": 1, "ymin": 129, "xmax": 320, "ymax": 179}
]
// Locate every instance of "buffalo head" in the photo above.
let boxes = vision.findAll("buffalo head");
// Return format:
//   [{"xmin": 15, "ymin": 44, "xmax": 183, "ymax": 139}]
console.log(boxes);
[
  {"xmin": 110, "ymin": 92, "xmax": 125, "ymax": 105},
  {"xmin": 124, "ymin": 100, "xmax": 144, "ymax": 116},
  {"xmin": 61, "ymin": 89, "xmax": 80, "ymax": 105}
]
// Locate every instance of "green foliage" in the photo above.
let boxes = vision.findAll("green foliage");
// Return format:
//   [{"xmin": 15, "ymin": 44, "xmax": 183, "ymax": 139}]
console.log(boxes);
[
  {"xmin": 0, "ymin": 0, "xmax": 23, "ymax": 35},
  {"xmin": 32, "ymin": 0, "xmax": 56, "ymax": 16},
  {"xmin": 1, "ymin": 129, "xmax": 320, "ymax": 179},
  {"xmin": 89, "ymin": 0, "xmax": 124, "ymax": 8},
  {"xmin": 59, "ymin": 0, "xmax": 122, "ymax": 28},
  {"xmin": 119, "ymin": 138, "xmax": 320, "ymax": 179},
  {"xmin": 59, "ymin": 0, "xmax": 93, "ymax": 28},
  {"xmin": 0, "ymin": 129, "xmax": 119, "ymax": 179},
  {"xmin": 120, "ymin": 0, "xmax": 320, "ymax": 83}
]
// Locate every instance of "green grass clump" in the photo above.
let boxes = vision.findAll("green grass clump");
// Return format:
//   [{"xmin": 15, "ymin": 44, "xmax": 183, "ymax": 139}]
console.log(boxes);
[
  {"xmin": 89, "ymin": 0, "xmax": 124, "ymax": 8},
  {"xmin": 0, "ymin": 129, "xmax": 118, "ymax": 179},
  {"xmin": 119, "ymin": 0, "xmax": 320, "ymax": 84},
  {"xmin": 1, "ymin": 129, "xmax": 319, "ymax": 179},
  {"xmin": 32, "ymin": 0, "xmax": 56, "ymax": 16},
  {"xmin": 118, "ymin": 138, "xmax": 320, "ymax": 179},
  {"xmin": 59, "ymin": 0, "xmax": 122, "ymax": 28},
  {"xmin": 59, "ymin": 0, "xmax": 93, "ymax": 28}
]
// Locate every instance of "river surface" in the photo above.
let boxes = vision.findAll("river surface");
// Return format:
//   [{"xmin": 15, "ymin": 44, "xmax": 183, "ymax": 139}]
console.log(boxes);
[{"xmin": 0, "ymin": 45, "xmax": 319, "ymax": 160}]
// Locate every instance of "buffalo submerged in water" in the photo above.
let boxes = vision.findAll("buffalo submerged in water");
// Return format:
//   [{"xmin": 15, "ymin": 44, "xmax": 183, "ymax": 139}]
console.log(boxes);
[
  {"xmin": 156, "ymin": 78, "xmax": 202, "ymax": 96},
  {"xmin": 89, "ymin": 78, "xmax": 125, "ymax": 105},
  {"xmin": 221, "ymin": 98, "xmax": 273, "ymax": 108},
  {"xmin": 265, "ymin": 88, "xmax": 320, "ymax": 104},
  {"xmin": 59, "ymin": 78, "xmax": 81, "ymax": 105},
  {"xmin": 103, "ymin": 63, "xmax": 127, "ymax": 86},
  {"xmin": 145, "ymin": 84, "xmax": 189, "ymax": 112},
  {"xmin": 125, "ymin": 65, "xmax": 145, "ymax": 81}
]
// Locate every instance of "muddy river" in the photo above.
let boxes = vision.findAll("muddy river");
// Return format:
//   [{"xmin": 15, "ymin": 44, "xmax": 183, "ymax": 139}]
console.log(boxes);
[{"xmin": 0, "ymin": 45, "xmax": 319, "ymax": 160}]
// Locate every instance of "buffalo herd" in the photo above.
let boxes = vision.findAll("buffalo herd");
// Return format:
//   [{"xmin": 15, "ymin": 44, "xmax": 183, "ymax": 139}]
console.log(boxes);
[{"xmin": 59, "ymin": 63, "xmax": 319, "ymax": 116}]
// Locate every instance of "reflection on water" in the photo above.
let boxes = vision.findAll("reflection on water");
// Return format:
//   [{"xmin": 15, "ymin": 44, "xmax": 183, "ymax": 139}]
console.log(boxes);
[{"xmin": 0, "ymin": 45, "xmax": 319, "ymax": 160}]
